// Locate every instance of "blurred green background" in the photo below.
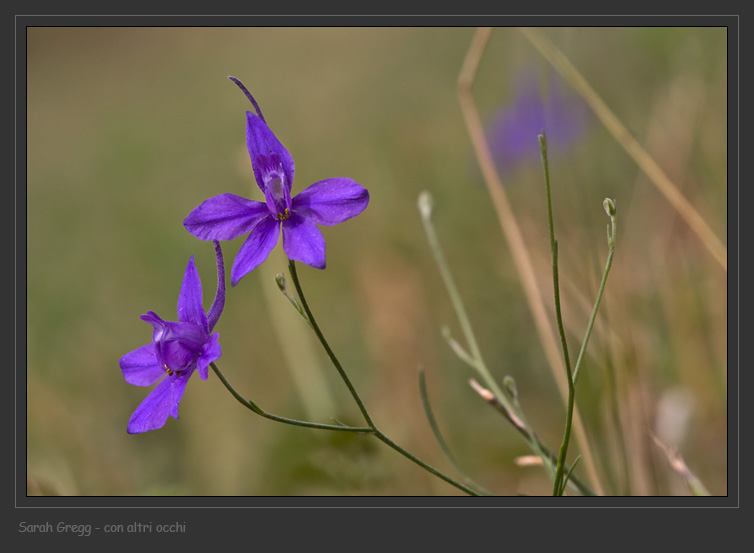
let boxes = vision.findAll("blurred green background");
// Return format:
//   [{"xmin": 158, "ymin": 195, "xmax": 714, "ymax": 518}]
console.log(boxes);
[{"xmin": 26, "ymin": 27, "xmax": 727, "ymax": 496}]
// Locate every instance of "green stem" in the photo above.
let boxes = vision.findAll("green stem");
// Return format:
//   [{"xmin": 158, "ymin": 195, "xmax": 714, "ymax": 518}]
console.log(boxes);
[
  {"xmin": 552, "ymin": 373, "xmax": 575, "ymax": 496},
  {"xmin": 287, "ymin": 260, "xmax": 375, "ymax": 428},
  {"xmin": 539, "ymin": 132, "xmax": 576, "ymax": 496},
  {"xmin": 211, "ymin": 362, "xmax": 372, "ymax": 433},
  {"xmin": 287, "ymin": 260, "xmax": 480, "ymax": 496},
  {"xmin": 419, "ymin": 191, "xmax": 561, "ymax": 486},
  {"xmin": 554, "ymin": 237, "xmax": 615, "ymax": 491},
  {"xmin": 417, "ymin": 193, "xmax": 506, "ymax": 402},
  {"xmin": 371, "ymin": 430, "xmax": 479, "ymax": 495},
  {"xmin": 573, "ymin": 231, "xmax": 616, "ymax": 385}
]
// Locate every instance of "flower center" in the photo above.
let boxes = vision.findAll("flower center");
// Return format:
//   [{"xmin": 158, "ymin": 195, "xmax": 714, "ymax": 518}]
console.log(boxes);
[
  {"xmin": 256, "ymin": 153, "xmax": 292, "ymax": 219},
  {"xmin": 164, "ymin": 364, "xmax": 184, "ymax": 377}
]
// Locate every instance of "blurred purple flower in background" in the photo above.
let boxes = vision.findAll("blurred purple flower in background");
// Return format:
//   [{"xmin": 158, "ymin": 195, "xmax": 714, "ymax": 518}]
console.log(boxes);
[
  {"xmin": 119, "ymin": 242, "xmax": 225, "ymax": 434},
  {"xmin": 487, "ymin": 71, "xmax": 590, "ymax": 173},
  {"xmin": 184, "ymin": 77, "xmax": 369, "ymax": 286}
]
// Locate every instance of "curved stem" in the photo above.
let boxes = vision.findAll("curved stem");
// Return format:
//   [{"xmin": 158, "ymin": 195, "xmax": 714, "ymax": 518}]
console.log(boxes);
[
  {"xmin": 287, "ymin": 260, "xmax": 375, "ymax": 428},
  {"xmin": 210, "ymin": 362, "xmax": 372, "ymax": 433},
  {"xmin": 573, "ymin": 236, "xmax": 616, "ymax": 385},
  {"xmin": 286, "ymin": 260, "xmax": 480, "ymax": 496},
  {"xmin": 371, "ymin": 429, "xmax": 480, "ymax": 496},
  {"xmin": 554, "ymin": 210, "xmax": 616, "ymax": 493}
]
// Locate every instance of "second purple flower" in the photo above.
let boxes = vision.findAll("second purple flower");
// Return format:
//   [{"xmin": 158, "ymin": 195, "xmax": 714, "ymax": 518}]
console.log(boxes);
[{"xmin": 184, "ymin": 77, "xmax": 370, "ymax": 286}]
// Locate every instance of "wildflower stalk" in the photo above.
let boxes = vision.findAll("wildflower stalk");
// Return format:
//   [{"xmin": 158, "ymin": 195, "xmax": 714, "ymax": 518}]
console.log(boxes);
[
  {"xmin": 419, "ymin": 190, "xmax": 565, "ymax": 488},
  {"xmin": 458, "ymin": 27, "xmax": 604, "ymax": 494},
  {"xmin": 210, "ymin": 362, "xmax": 372, "ymax": 433},
  {"xmin": 539, "ymin": 132, "xmax": 575, "ymax": 496},
  {"xmin": 539, "ymin": 132, "xmax": 617, "ymax": 495},
  {"xmin": 287, "ymin": 260, "xmax": 480, "ymax": 496}
]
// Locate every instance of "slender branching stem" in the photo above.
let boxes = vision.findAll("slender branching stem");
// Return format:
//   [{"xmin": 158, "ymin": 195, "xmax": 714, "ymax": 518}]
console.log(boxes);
[
  {"xmin": 539, "ymin": 134, "xmax": 617, "ymax": 495},
  {"xmin": 210, "ymin": 362, "xmax": 372, "ymax": 433},
  {"xmin": 287, "ymin": 260, "xmax": 375, "ymax": 428},
  {"xmin": 420, "ymin": 191, "xmax": 569, "ymax": 487},
  {"xmin": 573, "ymin": 208, "xmax": 616, "ymax": 385},
  {"xmin": 458, "ymin": 27, "xmax": 603, "ymax": 494},
  {"xmin": 286, "ymin": 260, "xmax": 480, "ymax": 496}
]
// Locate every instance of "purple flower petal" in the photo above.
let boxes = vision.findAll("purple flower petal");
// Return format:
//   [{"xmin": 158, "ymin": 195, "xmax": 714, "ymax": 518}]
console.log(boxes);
[
  {"xmin": 177, "ymin": 255, "xmax": 208, "ymax": 331},
  {"xmin": 168, "ymin": 370, "xmax": 192, "ymax": 420},
  {"xmin": 126, "ymin": 374, "xmax": 177, "ymax": 434},
  {"xmin": 292, "ymin": 178, "xmax": 370, "ymax": 226},
  {"xmin": 120, "ymin": 343, "xmax": 164, "ymax": 386},
  {"xmin": 197, "ymin": 332, "xmax": 221, "ymax": 380},
  {"xmin": 184, "ymin": 193, "xmax": 269, "ymax": 241},
  {"xmin": 231, "ymin": 216, "xmax": 280, "ymax": 286},
  {"xmin": 282, "ymin": 213, "xmax": 326, "ymax": 269},
  {"xmin": 246, "ymin": 112, "xmax": 295, "ymax": 195}
]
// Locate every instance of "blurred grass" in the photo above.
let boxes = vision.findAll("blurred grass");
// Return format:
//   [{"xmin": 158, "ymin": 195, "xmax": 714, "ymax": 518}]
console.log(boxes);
[{"xmin": 25, "ymin": 27, "xmax": 727, "ymax": 496}]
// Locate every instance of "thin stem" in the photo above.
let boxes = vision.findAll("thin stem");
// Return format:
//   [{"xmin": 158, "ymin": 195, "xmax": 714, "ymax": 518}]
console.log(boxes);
[
  {"xmin": 458, "ymin": 26, "xmax": 604, "ymax": 495},
  {"xmin": 419, "ymin": 370, "xmax": 493, "ymax": 495},
  {"xmin": 418, "ymin": 192, "xmax": 504, "ymax": 403},
  {"xmin": 573, "ymin": 210, "xmax": 616, "ymax": 385},
  {"xmin": 553, "ymin": 377, "xmax": 575, "ymax": 496},
  {"xmin": 371, "ymin": 430, "xmax": 480, "ymax": 496},
  {"xmin": 540, "ymin": 134, "xmax": 573, "ymax": 381},
  {"xmin": 420, "ymin": 191, "xmax": 559, "ymax": 486},
  {"xmin": 287, "ymin": 260, "xmax": 375, "ymax": 428},
  {"xmin": 539, "ymin": 132, "xmax": 576, "ymax": 496},
  {"xmin": 557, "ymin": 234, "xmax": 615, "ymax": 489},
  {"xmin": 547, "ymin": 197, "xmax": 617, "ymax": 494},
  {"xmin": 286, "ymin": 260, "xmax": 479, "ymax": 496},
  {"xmin": 210, "ymin": 362, "xmax": 372, "ymax": 433}
]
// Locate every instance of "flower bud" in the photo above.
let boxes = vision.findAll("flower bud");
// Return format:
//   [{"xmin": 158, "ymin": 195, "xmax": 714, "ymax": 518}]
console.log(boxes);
[
  {"xmin": 503, "ymin": 375, "xmax": 518, "ymax": 400},
  {"xmin": 275, "ymin": 273, "xmax": 287, "ymax": 292}
]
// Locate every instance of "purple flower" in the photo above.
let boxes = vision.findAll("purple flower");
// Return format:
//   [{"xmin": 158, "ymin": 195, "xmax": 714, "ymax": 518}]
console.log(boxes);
[
  {"xmin": 119, "ymin": 242, "xmax": 226, "ymax": 434},
  {"xmin": 487, "ymin": 71, "xmax": 589, "ymax": 172},
  {"xmin": 184, "ymin": 77, "xmax": 370, "ymax": 286}
]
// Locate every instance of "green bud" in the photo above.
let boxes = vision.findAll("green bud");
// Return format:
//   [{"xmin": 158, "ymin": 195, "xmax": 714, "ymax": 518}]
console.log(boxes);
[
  {"xmin": 538, "ymin": 131, "xmax": 547, "ymax": 155},
  {"xmin": 503, "ymin": 375, "xmax": 518, "ymax": 400},
  {"xmin": 275, "ymin": 273, "xmax": 287, "ymax": 292}
]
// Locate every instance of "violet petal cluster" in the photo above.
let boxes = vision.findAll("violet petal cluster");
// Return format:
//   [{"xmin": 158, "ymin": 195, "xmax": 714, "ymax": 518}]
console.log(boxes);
[
  {"xmin": 119, "ymin": 243, "xmax": 225, "ymax": 433},
  {"xmin": 184, "ymin": 78, "xmax": 369, "ymax": 286}
]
